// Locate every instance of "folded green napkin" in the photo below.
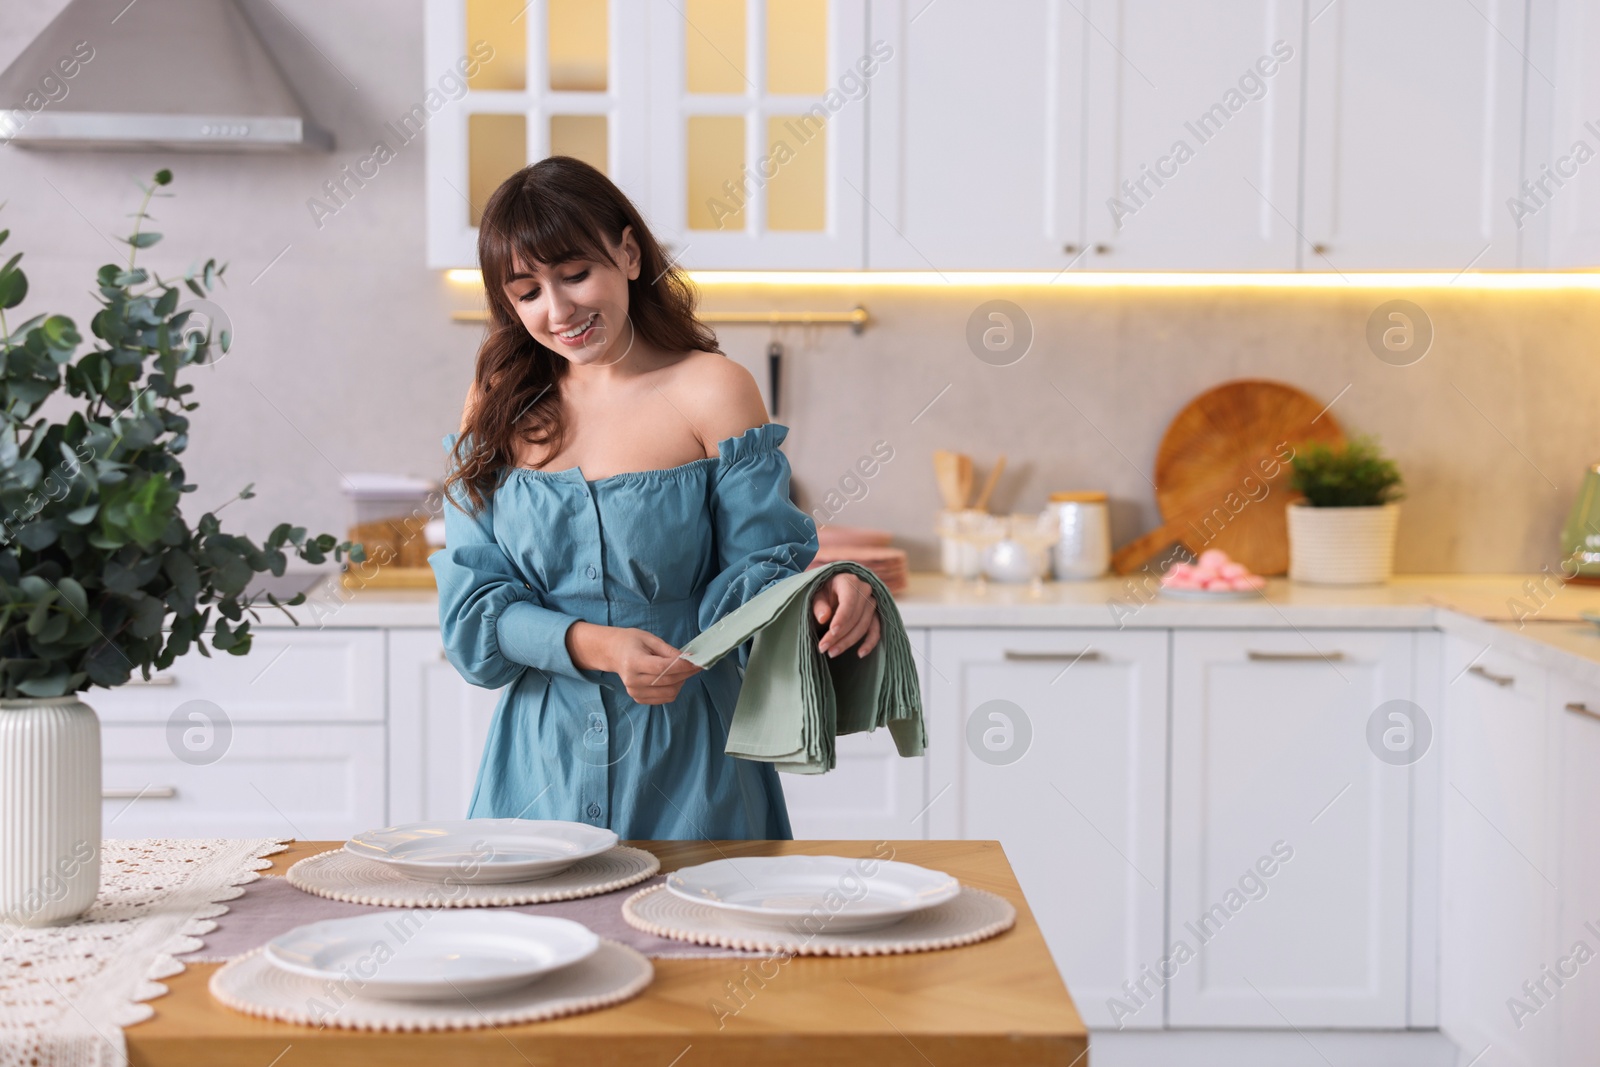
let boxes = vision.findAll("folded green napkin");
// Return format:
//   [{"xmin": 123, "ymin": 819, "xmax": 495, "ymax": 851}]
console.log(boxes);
[{"xmin": 680, "ymin": 561, "xmax": 926, "ymax": 774}]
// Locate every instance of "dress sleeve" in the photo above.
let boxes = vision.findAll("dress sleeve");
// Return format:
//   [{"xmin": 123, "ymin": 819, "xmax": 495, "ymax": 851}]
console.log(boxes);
[
  {"xmin": 430, "ymin": 432, "xmax": 598, "ymax": 689},
  {"xmin": 697, "ymin": 424, "xmax": 819, "ymax": 664}
]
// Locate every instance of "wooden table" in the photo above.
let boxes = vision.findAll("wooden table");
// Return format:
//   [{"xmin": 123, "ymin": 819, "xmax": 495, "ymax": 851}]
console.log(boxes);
[{"xmin": 125, "ymin": 839, "xmax": 1087, "ymax": 1066}]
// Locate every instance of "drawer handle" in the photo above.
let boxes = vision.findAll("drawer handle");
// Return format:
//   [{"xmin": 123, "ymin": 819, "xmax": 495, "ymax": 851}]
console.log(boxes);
[
  {"xmin": 1003, "ymin": 650, "xmax": 1104, "ymax": 663},
  {"xmin": 1246, "ymin": 651, "xmax": 1346, "ymax": 662},
  {"xmin": 1566, "ymin": 702, "xmax": 1600, "ymax": 721},
  {"xmin": 103, "ymin": 786, "xmax": 178, "ymax": 800},
  {"xmin": 1468, "ymin": 664, "xmax": 1514, "ymax": 687},
  {"xmin": 123, "ymin": 675, "xmax": 177, "ymax": 687}
]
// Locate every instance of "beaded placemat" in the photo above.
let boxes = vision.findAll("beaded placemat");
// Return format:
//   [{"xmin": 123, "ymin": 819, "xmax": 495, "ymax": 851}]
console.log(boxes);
[
  {"xmin": 286, "ymin": 846, "xmax": 659, "ymax": 906},
  {"xmin": 209, "ymin": 939, "xmax": 652, "ymax": 1031},
  {"xmin": 621, "ymin": 883, "xmax": 1016, "ymax": 956}
]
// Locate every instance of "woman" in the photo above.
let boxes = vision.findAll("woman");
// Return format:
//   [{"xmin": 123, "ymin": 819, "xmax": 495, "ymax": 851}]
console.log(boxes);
[{"xmin": 433, "ymin": 157, "xmax": 881, "ymax": 839}]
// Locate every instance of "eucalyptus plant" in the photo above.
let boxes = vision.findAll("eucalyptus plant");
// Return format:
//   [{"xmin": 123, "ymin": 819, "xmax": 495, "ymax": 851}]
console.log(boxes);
[{"xmin": 0, "ymin": 170, "xmax": 363, "ymax": 699}]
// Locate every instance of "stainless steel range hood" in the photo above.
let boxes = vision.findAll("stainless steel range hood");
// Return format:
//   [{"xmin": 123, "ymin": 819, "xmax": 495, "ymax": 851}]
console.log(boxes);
[{"xmin": 0, "ymin": 0, "xmax": 332, "ymax": 152}]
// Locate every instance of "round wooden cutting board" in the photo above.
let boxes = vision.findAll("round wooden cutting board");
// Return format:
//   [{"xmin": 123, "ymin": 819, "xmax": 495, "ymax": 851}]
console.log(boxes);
[{"xmin": 1111, "ymin": 380, "xmax": 1345, "ymax": 575}]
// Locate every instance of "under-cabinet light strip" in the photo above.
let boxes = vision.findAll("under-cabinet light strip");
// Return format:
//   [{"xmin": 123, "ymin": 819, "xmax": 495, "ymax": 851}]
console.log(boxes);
[{"xmin": 444, "ymin": 268, "xmax": 1600, "ymax": 290}]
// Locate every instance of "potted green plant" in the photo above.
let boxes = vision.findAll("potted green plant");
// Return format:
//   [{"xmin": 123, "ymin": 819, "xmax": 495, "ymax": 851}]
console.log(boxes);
[
  {"xmin": 0, "ymin": 171, "xmax": 362, "ymax": 925},
  {"xmin": 1286, "ymin": 436, "xmax": 1404, "ymax": 585}
]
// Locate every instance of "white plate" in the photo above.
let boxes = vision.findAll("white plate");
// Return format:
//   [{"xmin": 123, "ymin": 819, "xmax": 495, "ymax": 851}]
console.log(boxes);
[
  {"xmin": 344, "ymin": 820, "xmax": 618, "ymax": 884},
  {"xmin": 1158, "ymin": 584, "xmax": 1260, "ymax": 600},
  {"xmin": 666, "ymin": 855, "xmax": 961, "ymax": 933},
  {"xmin": 264, "ymin": 911, "xmax": 600, "ymax": 1000}
]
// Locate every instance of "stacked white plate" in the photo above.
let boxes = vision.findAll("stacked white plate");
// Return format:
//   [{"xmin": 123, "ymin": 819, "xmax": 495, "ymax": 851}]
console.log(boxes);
[{"xmin": 665, "ymin": 855, "xmax": 961, "ymax": 933}]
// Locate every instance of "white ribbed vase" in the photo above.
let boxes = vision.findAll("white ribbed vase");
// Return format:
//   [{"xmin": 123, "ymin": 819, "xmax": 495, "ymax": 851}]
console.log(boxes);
[
  {"xmin": 1287, "ymin": 501, "xmax": 1402, "ymax": 585},
  {"xmin": 0, "ymin": 695, "xmax": 101, "ymax": 926}
]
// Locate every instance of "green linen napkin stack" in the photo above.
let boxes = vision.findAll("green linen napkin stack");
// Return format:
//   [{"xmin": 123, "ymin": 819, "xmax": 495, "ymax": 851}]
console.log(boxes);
[{"xmin": 679, "ymin": 560, "xmax": 926, "ymax": 774}]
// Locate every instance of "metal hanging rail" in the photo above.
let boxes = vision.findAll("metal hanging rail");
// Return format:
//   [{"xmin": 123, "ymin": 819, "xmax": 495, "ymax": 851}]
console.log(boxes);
[{"xmin": 449, "ymin": 305, "xmax": 871, "ymax": 335}]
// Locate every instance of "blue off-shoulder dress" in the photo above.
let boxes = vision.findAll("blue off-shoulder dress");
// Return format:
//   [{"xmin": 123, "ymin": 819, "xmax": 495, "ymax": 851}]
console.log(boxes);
[{"xmin": 430, "ymin": 422, "xmax": 819, "ymax": 840}]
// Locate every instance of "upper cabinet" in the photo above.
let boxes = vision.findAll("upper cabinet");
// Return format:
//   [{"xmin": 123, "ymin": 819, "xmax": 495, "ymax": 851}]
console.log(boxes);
[
  {"xmin": 865, "ymin": 0, "xmax": 1085, "ymax": 270},
  {"xmin": 425, "ymin": 0, "xmax": 650, "ymax": 268},
  {"xmin": 1525, "ymin": 0, "xmax": 1600, "ymax": 267},
  {"xmin": 1301, "ymin": 0, "xmax": 1527, "ymax": 270},
  {"xmin": 1082, "ymin": 0, "xmax": 1305, "ymax": 270},
  {"xmin": 648, "ymin": 0, "xmax": 869, "ymax": 268},
  {"xmin": 424, "ymin": 0, "xmax": 1552, "ymax": 271}
]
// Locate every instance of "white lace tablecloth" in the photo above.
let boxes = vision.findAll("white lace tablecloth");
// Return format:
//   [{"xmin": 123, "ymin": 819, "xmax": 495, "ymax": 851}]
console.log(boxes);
[{"xmin": 0, "ymin": 838, "xmax": 288, "ymax": 1067}]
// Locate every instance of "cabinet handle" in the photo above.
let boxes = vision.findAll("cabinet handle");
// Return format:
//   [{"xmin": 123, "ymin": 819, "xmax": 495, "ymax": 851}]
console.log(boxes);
[
  {"xmin": 1467, "ymin": 664, "xmax": 1514, "ymax": 687},
  {"xmin": 124, "ymin": 675, "xmax": 177, "ymax": 686},
  {"xmin": 1246, "ymin": 650, "xmax": 1345, "ymax": 662},
  {"xmin": 1003, "ymin": 650, "xmax": 1104, "ymax": 662},
  {"xmin": 1566, "ymin": 702, "xmax": 1600, "ymax": 721},
  {"xmin": 1093, "ymin": 243, "xmax": 1111, "ymax": 254},
  {"xmin": 1312, "ymin": 242, "xmax": 1330, "ymax": 255},
  {"xmin": 103, "ymin": 786, "xmax": 178, "ymax": 800},
  {"xmin": 1063, "ymin": 243, "xmax": 1079, "ymax": 255}
]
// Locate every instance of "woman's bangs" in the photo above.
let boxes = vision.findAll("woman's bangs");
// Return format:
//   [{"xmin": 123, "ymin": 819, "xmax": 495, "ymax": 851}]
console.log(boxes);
[{"xmin": 484, "ymin": 190, "xmax": 612, "ymax": 285}]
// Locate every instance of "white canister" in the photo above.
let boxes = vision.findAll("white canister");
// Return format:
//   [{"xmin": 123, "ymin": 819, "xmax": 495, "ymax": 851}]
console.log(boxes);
[
  {"xmin": 0, "ymin": 695, "xmax": 101, "ymax": 925},
  {"xmin": 1049, "ymin": 492, "xmax": 1111, "ymax": 580}
]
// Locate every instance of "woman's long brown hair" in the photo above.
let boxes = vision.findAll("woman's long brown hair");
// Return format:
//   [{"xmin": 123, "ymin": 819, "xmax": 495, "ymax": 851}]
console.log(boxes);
[{"xmin": 445, "ymin": 156, "xmax": 719, "ymax": 512}]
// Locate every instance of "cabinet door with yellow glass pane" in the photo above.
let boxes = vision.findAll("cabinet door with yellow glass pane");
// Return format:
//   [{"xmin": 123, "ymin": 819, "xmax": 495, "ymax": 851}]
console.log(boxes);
[
  {"xmin": 424, "ymin": 0, "xmax": 649, "ymax": 268},
  {"xmin": 646, "ymin": 0, "xmax": 869, "ymax": 269}
]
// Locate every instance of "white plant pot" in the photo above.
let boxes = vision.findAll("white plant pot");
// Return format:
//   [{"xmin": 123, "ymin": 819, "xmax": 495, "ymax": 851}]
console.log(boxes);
[
  {"xmin": 0, "ymin": 695, "xmax": 101, "ymax": 925},
  {"xmin": 1288, "ymin": 501, "xmax": 1401, "ymax": 585}
]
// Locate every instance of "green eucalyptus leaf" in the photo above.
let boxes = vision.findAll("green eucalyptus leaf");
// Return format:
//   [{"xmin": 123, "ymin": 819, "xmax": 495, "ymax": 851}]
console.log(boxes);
[
  {"xmin": 0, "ymin": 265, "xmax": 26, "ymax": 310},
  {"xmin": 34, "ymin": 612, "xmax": 68, "ymax": 644},
  {"xmin": 55, "ymin": 577, "xmax": 88, "ymax": 618},
  {"xmin": 16, "ymin": 672, "xmax": 70, "ymax": 698}
]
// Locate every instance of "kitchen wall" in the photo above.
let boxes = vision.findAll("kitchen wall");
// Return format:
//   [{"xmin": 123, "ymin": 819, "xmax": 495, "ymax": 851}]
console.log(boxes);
[{"xmin": 3, "ymin": 0, "xmax": 1596, "ymax": 577}]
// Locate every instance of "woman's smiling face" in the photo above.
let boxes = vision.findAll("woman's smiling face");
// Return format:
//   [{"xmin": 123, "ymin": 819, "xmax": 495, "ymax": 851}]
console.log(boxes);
[{"xmin": 502, "ymin": 227, "xmax": 640, "ymax": 367}]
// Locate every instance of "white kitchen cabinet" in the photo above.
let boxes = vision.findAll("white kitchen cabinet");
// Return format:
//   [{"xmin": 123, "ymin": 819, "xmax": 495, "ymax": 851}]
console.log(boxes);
[
  {"xmin": 648, "ymin": 0, "xmax": 868, "ymax": 269},
  {"xmin": 1300, "ymin": 0, "xmax": 1527, "ymax": 269},
  {"xmin": 924, "ymin": 628, "xmax": 1168, "ymax": 1030},
  {"xmin": 83, "ymin": 628, "xmax": 386, "ymax": 725},
  {"xmin": 424, "ymin": 0, "xmax": 651, "ymax": 268},
  {"xmin": 93, "ymin": 627, "xmax": 390, "ymax": 839},
  {"xmin": 1438, "ymin": 639, "xmax": 1560, "ymax": 1067},
  {"xmin": 865, "ymin": 0, "xmax": 1086, "ymax": 269},
  {"xmin": 1544, "ymin": 670, "xmax": 1600, "ymax": 1067},
  {"xmin": 1168, "ymin": 630, "xmax": 1413, "ymax": 1028},
  {"xmin": 1081, "ymin": 0, "xmax": 1305, "ymax": 270},
  {"xmin": 100, "ymin": 723, "xmax": 387, "ymax": 840},
  {"xmin": 1528, "ymin": 0, "xmax": 1600, "ymax": 266},
  {"xmin": 387, "ymin": 629, "xmax": 501, "ymax": 824}
]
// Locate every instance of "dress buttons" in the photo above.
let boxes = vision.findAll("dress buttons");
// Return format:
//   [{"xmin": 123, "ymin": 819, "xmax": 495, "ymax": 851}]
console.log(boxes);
[
  {"xmin": 586, "ymin": 802, "xmax": 602, "ymax": 818},
  {"xmin": 585, "ymin": 564, "xmax": 598, "ymax": 579}
]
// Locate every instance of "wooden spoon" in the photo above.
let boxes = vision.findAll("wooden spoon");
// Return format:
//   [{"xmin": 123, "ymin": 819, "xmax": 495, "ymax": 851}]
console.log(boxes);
[
  {"xmin": 933, "ymin": 450, "xmax": 966, "ymax": 511},
  {"xmin": 973, "ymin": 454, "xmax": 1006, "ymax": 512}
]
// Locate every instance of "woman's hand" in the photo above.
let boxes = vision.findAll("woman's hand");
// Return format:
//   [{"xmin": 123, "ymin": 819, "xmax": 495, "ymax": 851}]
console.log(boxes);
[
  {"xmin": 567, "ymin": 622, "xmax": 701, "ymax": 705},
  {"xmin": 811, "ymin": 572, "xmax": 881, "ymax": 658}
]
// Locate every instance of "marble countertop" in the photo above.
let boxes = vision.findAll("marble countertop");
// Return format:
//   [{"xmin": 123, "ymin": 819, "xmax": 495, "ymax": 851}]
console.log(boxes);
[{"xmin": 264, "ymin": 570, "xmax": 1600, "ymax": 682}]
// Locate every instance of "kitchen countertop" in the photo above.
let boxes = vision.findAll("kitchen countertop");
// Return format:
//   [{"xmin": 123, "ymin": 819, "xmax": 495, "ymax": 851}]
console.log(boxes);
[
  {"xmin": 125, "ymin": 838, "xmax": 1085, "ymax": 1067},
  {"xmin": 275, "ymin": 570, "xmax": 1600, "ymax": 684}
]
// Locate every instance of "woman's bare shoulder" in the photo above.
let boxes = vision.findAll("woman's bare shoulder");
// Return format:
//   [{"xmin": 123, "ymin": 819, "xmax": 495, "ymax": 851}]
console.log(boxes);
[{"xmin": 659, "ymin": 350, "xmax": 769, "ymax": 452}]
